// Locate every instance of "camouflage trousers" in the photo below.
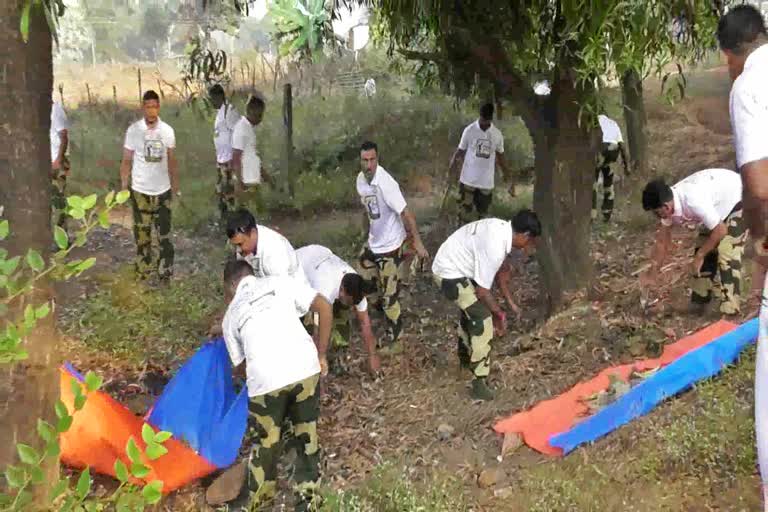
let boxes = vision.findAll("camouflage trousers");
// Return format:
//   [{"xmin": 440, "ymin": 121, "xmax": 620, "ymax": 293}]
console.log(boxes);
[
  {"xmin": 434, "ymin": 276, "xmax": 494, "ymax": 378},
  {"xmin": 216, "ymin": 163, "xmax": 236, "ymax": 219},
  {"xmin": 243, "ymin": 374, "xmax": 321, "ymax": 511},
  {"xmin": 458, "ymin": 183, "xmax": 493, "ymax": 225},
  {"xmin": 359, "ymin": 245, "xmax": 405, "ymax": 345},
  {"xmin": 130, "ymin": 190, "xmax": 174, "ymax": 280},
  {"xmin": 50, "ymin": 162, "xmax": 69, "ymax": 231},
  {"xmin": 591, "ymin": 143, "xmax": 619, "ymax": 221},
  {"xmin": 691, "ymin": 207, "xmax": 747, "ymax": 315},
  {"xmin": 239, "ymin": 183, "xmax": 264, "ymax": 216}
]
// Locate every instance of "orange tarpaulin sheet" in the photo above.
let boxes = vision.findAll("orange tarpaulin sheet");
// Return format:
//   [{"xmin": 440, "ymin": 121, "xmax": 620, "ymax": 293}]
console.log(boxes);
[
  {"xmin": 493, "ymin": 320, "xmax": 737, "ymax": 456},
  {"xmin": 59, "ymin": 369, "xmax": 216, "ymax": 493}
]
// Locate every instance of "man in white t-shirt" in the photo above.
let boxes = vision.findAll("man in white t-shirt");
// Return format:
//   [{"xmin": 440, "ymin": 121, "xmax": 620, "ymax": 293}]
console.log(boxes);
[
  {"xmin": 232, "ymin": 95, "xmax": 271, "ymax": 214},
  {"xmin": 50, "ymin": 100, "xmax": 71, "ymax": 232},
  {"xmin": 718, "ymin": 6, "xmax": 768, "ymax": 506},
  {"xmin": 119, "ymin": 90, "xmax": 178, "ymax": 282},
  {"xmin": 432, "ymin": 210, "xmax": 541, "ymax": 400},
  {"xmin": 641, "ymin": 169, "xmax": 745, "ymax": 315},
  {"xmin": 221, "ymin": 259, "xmax": 331, "ymax": 511},
  {"xmin": 356, "ymin": 141, "xmax": 429, "ymax": 352},
  {"xmin": 449, "ymin": 103, "xmax": 510, "ymax": 223},
  {"xmin": 297, "ymin": 244, "xmax": 381, "ymax": 374},
  {"xmin": 209, "ymin": 84, "xmax": 240, "ymax": 219},
  {"xmin": 593, "ymin": 114, "xmax": 629, "ymax": 223}
]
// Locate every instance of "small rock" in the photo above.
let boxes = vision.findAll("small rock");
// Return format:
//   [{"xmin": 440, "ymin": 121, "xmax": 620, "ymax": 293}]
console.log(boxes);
[
  {"xmin": 501, "ymin": 432, "xmax": 523, "ymax": 458},
  {"xmin": 437, "ymin": 423, "xmax": 455, "ymax": 441},
  {"xmin": 493, "ymin": 486, "xmax": 514, "ymax": 499},
  {"xmin": 477, "ymin": 467, "xmax": 503, "ymax": 489}
]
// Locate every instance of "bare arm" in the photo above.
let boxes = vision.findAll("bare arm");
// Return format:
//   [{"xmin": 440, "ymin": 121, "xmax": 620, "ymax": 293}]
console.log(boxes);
[
  {"xmin": 449, "ymin": 148, "xmax": 466, "ymax": 177},
  {"xmin": 53, "ymin": 130, "xmax": 69, "ymax": 170},
  {"xmin": 496, "ymin": 152, "xmax": 511, "ymax": 181},
  {"xmin": 742, "ymin": 160, "xmax": 768, "ymax": 240},
  {"xmin": 355, "ymin": 309, "xmax": 381, "ymax": 373},
  {"xmin": 167, "ymin": 148, "xmax": 179, "ymax": 194},
  {"xmin": 401, "ymin": 207, "xmax": 429, "ymax": 259},
  {"xmin": 310, "ymin": 295, "xmax": 333, "ymax": 375},
  {"xmin": 619, "ymin": 142, "xmax": 629, "ymax": 175},
  {"xmin": 697, "ymin": 223, "xmax": 728, "ymax": 260},
  {"xmin": 232, "ymin": 149, "xmax": 244, "ymax": 193},
  {"xmin": 494, "ymin": 260, "xmax": 520, "ymax": 316},
  {"xmin": 119, "ymin": 148, "xmax": 134, "ymax": 190},
  {"xmin": 475, "ymin": 285, "xmax": 506, "ymax": 335}
]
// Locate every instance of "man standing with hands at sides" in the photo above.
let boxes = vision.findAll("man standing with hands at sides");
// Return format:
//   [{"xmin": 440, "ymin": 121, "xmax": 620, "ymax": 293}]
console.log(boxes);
[
  {"xmin": 593, "ymin": 114, "xmax": 629, "ymax": 223},
  {"xmin": 50, "ymin": 99, "xmax": 70, "ymax": 234},
  {"xmin": 297, "ymin": 244, "xmax": 381, "ymax": 375},
  {"xmin": 209, "ymin": 84, "xmax": 240, "ymax": 220},
  {"xmin": 432, "ymin": 211, "xmax": 540, "ymax": 400},
  {"xmin": 120, "ymin": 90, "xmax": 178, "ymax": 283},
  {"xmin": 641, "ymin": 170, "xmax": 745, "ymax": 316},
  {"xmin": 357, "ymin": 141, "xmax": 429, "ymax": 353},
  {"xmin": 221, "ymin": 259, "xmax": 332, "ymax": 512},
  {"xmin": 449, "ymin": 103, "xmax": 511, "ymax": 225},
  {"xmin": 232, "ymin": 94, "xmax": 271, "ymax": 212},
  {"xmin": 718, "ymin": 5, "xmax": 768, "ymax": 508}
]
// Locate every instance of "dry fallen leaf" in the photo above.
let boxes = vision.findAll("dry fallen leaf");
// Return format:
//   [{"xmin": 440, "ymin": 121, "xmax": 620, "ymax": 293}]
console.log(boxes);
[{"xmin": 501, "ymin": 432, "xmax": 523, "ymax": 459}]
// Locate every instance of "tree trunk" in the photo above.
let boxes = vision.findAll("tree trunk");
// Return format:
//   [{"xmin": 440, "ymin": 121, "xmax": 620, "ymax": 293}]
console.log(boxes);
[
  {"xmin": 0, "ymin": 0, "xmax": 58, "ymax": 498},
  {"xmin": 524, "ymin": 76, "xmax": 595, "ymax": 312},
  {"xmin": 621, "ymin": 68, "xmax": 648, "ymax": 175}
]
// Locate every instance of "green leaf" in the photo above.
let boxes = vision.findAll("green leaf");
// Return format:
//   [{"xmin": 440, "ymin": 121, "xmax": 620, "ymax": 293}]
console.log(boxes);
[
  {"xmin": 71, "ymin": 377, "xmax": 83, "ymax": 399},
  {"xmin": 142, "ymin": 480, "xmax": 163, "ymax": 504},
  {"xmin": 98, "ymin": 211, "xmax": 109, "ymax": 229},
  {"xmin": 17, "ymin": 444, "xmax": 39, "ymax": 465},
  {"xmin": 5, "ymin": 465, "xmax": 25, "ymax": 488},
  {"xmin": 154, "ymin": 431, "xmax": 172, "ymax": 443},
  {"xmin": 49, "ymin": 477, "xmax": 69, "ymax": 502},
  {"xmin": 141, "ymin": 424, "xmax": 155, "ymax": 445},
  {"xmin": 35, "ymin": 302, "xmax": 50, "ymax": 319},
  {"xmin": 0, "ymin": 247, "xmax": 7, "ymax": 259},
  {"xmin": 74, "ymin": 233, "xmax": 87, "ymax": 248},
  {"xmin": 57, "ymin": 415, "xmax": 73, "ymax": 434},
  {"xmin": 126, "ymin": 438, "xmax": 141, "ymax": 464},
  {"xmin": 20, "ymin": 1, "xmax": 32, "ymax": 42},
  {"xmin": 37, "ymin": 419, "xmax": 56, "ymax": 443},
  {"xmin": 46, "ymin": 440, "xmax": 61, "ymax": 458},
  {"xmin": 24, "ymin": 304, "xmax": 35, "ymax": 325},
  {"xmin": 84, "ymin": 372, "xmax": 103, "ymax": 392},
  {"xmin": 145, "ymin": 442, "xmax": 167, "ymax": 461},
  {"xmin": 29, "ymin": 465, "xmax": 44, "ymax": 485},
  {"xmin": 55, "ymin": 399, "xmax": 69, "ymax": 419},
  {"xmin": 116, "ymin": 190, "xmax": 130, "ymax": 204},
  {"xmin": 0, "ymin": 220, "xmax": 8, "ymax": 240},
  {"xmin": 105, "ymin": 191, "xmax": 116, "ymax": 206},
  {"xmin": 69, "ymin": 208, "xmax": 85, "ymax": 220},
  {"xmin": 26, "ymin": 249, "xmax": 44, "ymax": 272},
  {"xmin": 74, "ymin": 394, "xmax": 87, "ymax": 411},
  {"xmin": 75, "ymin": 467, "xmax": 91, "ymax": 500},
  {"xmin": 76, "ymin": 258, "xmax": 96, "ymax": 275},
  {"xmin": 2, "ymin": 256, "xmax": 20, "ymax": 275},
  {"xmin": 114, "ymin": 459, "xmax": 129, "ymax": 483},
  {"xmin": 54, "ymin": 226, "xmax": 69, "ymax": 250},
  {"xmin": 82, "ymin": 194, "xmax": 98, "ymax": 210},
  {"xmin": 130, "ymin": 463, "xmax": 150, "ymax": 479},
  {"xmin": 67, "ymin": 196, "xmax": 84, "ymax": 209}
]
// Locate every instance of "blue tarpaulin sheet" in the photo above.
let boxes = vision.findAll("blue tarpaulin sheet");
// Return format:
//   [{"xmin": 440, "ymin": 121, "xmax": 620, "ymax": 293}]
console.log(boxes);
[
  {"xmin": 550, "ymin": 318, "xmax": 759, "ymax": 455},
  {"xmin": 147, "ymin": 338, "xmax": 248, "ymax": 468}
]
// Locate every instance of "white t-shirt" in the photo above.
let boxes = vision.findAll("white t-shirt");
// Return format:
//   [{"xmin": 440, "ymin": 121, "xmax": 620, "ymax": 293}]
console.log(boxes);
[
  {"xmin": 730, "ymin": 43, "xmax": 768, "ymax": 168},
  {"xmin": 356, "ymin": 166, "xmax": 408, "ymax": 254},
  {"xmin": 214, "ymin": 102, "xmax": 240, "ymax": 164},
  {"xmin": 297, "ymin": 244, "xmax": 368, "ymax": 313},
  {"xmin": 598, "ymin": 115, "xmax": 623, "ymax": 144},
  {"xmin": 232, "ymin": 117, "xmax": 262, "ymax": 185},
  {"xmin": 222, "ymin": 275, "xmax": 320, "ymax": 397},
  {"xmin": 660, "ymin": 168, "xmax": 742, "ymax": 231},
  {"xmin": 458, "ymin": 121, "xmax": 505, "ymax": 190},
  {"xmin": 238, "ymin": 225, "xmax": 303, "ymax": 279},
  {"xmin": 432, "ymin": 218, "xmax": 513, "ymax": 290},
  {"xmin": 124, "ymin": 118, "xmax": 176, "ymax": 196},
  {"xmin": 50, "ymin": 102, "xmax": 70, "ymax": 163}
]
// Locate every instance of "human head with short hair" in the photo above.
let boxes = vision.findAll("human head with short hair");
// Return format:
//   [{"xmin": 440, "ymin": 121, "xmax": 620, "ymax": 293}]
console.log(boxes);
[
  {"xmin": 209, "ymin": 84, "xmax": 226, "ymax": 110},
  {"xmin": 641, "ymin": 179, "xmax": 675, "ymax": 219},
  {"xmin": 226, "ymin": 208, "xmax": 258, "ymax": 256},
  {"xmin": 511, "ymin": 209, "xmax": 541, "ymax": 250},
  {"xmin": 142, "ymin": 90, "xmax": 161, "ymax": 125},
  {"xmin": 479, "ymin": 102, "xmax": 494, "ymax": 130},
  {"xmin": 360, "ymin": 140, "xmax": 379, "ymax": 182},
  {"xmin": 246, "ymin": 94, "xmax": 266, "ymax": 126},
  {"xmin": 339, "ymin": 273, "xmax": 375, "ymax": 307},
  {"xmin": 223, "ymin": 258, "xmax": 254, "ymax": 301},
  {"xmin": 717, "ymin": 4, "xmax": 767, "ymax": 80}
]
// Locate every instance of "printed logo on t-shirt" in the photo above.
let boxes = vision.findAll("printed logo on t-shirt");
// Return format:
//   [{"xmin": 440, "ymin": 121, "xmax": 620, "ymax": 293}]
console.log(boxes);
[
  {"xmin": 475, "ymin": 138, "xmax": 492, "ymax": 159},
  {"xmin": 364, "ymin": 195, "xmax": 381, "ymax": 220},
  {"xmin": 144, "ymin": 138, "xmax": 165, "ymax": 163}
]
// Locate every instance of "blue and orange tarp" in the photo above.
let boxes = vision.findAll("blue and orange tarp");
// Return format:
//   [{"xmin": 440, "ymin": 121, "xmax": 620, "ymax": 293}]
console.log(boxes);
[
  {"xmin": 494, "ymin": 319, "xmax": 758, "ymax": 456},
  {"xmin": 60, "ymin": 339, "xmax": 248, "ymax": 493}
]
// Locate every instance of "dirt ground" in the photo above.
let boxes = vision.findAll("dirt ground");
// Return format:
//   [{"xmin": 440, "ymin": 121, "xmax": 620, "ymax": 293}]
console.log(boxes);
[{"xmin": 57, "ymin": 66, "xmax": 763, "ymax": 511}]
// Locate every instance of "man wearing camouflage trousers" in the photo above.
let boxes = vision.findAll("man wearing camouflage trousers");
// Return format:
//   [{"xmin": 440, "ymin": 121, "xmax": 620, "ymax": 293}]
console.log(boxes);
[
  {"xmin": 641, "ymin": 168, "xmax": 746, "ymax": 315},
  {"xmin": 120, "ymin": 90, "xmax": 178, "ymax": 283},
  {"xmin": 431, "ymin": 211, "xmax": 541, "ymax": 400},
  {"xmin": 221, "ymin": 260, "xmax": 332, "ymax": 512},
  {"xmin": 593, "ymin": 114, "xmax": 629, "ymax": 222},
  {"xmin": 50, "ymin": 100, "xmax": 70, "ymax": 233},
  {"xmin": 209, "ymin": 84, "xmax": 240, "ymax": 220}
]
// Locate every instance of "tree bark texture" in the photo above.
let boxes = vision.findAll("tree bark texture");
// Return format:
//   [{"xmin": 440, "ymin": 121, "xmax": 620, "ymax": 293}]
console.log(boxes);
[{"xmin": 621, "ymin": 68, "xmax": 648, "ymax": 175}]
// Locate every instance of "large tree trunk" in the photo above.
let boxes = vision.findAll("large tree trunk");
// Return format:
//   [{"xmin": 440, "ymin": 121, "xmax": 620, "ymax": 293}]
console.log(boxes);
[
  {"xmin": 524, "ymin": 76, "xmax": 595, "ymax": 312},
  {"xmin": 621, "ymin": 68, "xmax": 648, "ymax": 175},
  {"xmin": 0, "ymin": 0, "xmax": 58, "ymax": 498}
]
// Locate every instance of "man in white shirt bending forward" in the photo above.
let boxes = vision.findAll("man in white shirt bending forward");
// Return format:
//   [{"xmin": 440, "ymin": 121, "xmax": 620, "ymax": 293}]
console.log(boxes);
[
  {"xmin": 221, "ymin": 259, "xmax": 332, "ymax": 512},
  {"xmin": 641, "ymin": 169, "xmax": 745, "ymax": 315},
  {"xmin": 432, "ymin": 210, "xmax": 541, "ymax": 400}
]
